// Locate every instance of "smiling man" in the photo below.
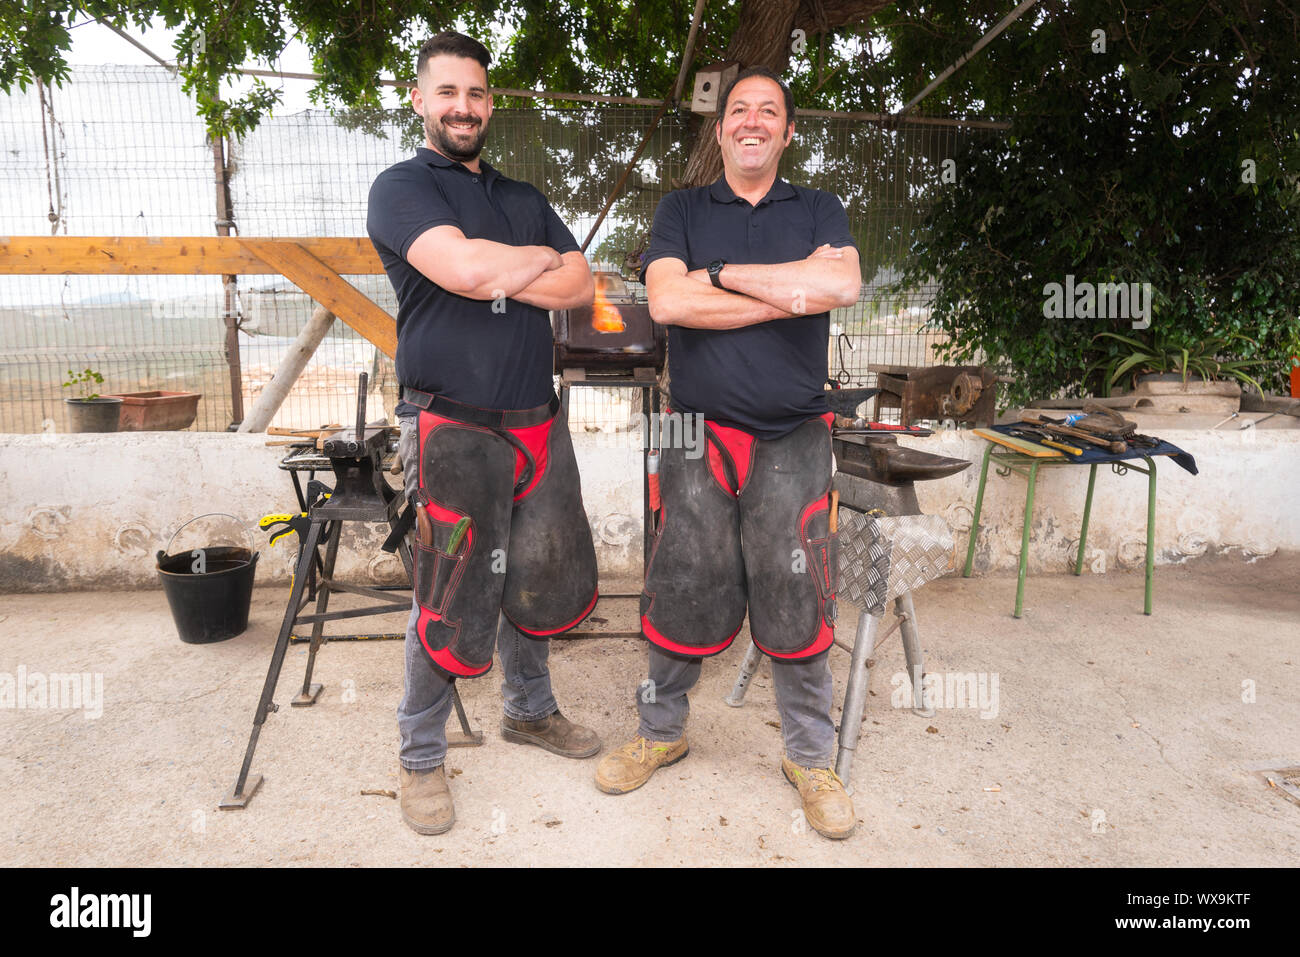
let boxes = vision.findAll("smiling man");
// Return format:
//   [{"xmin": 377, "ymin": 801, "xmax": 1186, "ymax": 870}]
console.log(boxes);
[
  {"xmin": 367, "ymin": 31, "xmax": 600, "ymax": 836},
  {"xmin": 594, "ymin": 68, "xmax": 863, "ymax": 839}
]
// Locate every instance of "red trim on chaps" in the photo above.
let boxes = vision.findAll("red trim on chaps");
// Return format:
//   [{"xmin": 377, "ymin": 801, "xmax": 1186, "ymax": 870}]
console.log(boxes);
[
  {"xmin": 641, "ymin": 615, "xmax": 739, "ymax": 657},
  {"xmin": 705, "ymin": 420, "xmax": 755, "ymax": 495},
  {"xmin": 512, "ymin": 589, "xmax": 600, "ymax": 637},
  {"xmin": 753, "ymin": 619, "xmax": 834, "ymax": 660},
  {"xmin": 510, "ymin": 416, "xmax": 552, "ymax": 502}
]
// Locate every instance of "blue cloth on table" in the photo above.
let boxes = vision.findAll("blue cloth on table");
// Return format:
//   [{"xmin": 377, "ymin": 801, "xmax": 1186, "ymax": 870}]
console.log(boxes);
[{"xmin": 990, "ymin": 424, "xmax": 1198, "ymax": 475}]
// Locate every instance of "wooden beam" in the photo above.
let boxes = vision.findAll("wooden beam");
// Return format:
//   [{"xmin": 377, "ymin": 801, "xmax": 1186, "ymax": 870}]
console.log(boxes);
[
  {"xmin": 0, "ymin": 236, "xmax": 385, "ymax": 275},
  {"xmin": 245, "ymin": 240, "xmax": 396, "ymax": 358}
]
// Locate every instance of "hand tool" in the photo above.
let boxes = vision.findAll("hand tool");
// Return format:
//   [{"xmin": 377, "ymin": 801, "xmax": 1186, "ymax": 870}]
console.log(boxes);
[
  {"xmin": 414, "ymin": 501, "xmax": 434, "ymax": 547},
  {"xmin": 646, "ymin": 448, "xmax": 661, "ymax": 535},
  {"xmin": 445, "ymin": 516, "xmax": 471, "ymax": 555},
  {"xmin": 1020, "ymin": 414, "xmax": 1126, "ymax": 453},
  {"xmin": 1240, "ymin": 412, "xmax": 1279, "ymax": 430},
  {"xmin": 260, "ymin": 511, "xmax": 312, "ymax": 548},
  {"xmin": 1039, "ymin": 437, "xmax": 1084, "ymax": 455},
  {"xmin": 1081, "ymin": 401, "xmax": 1137, "ymax": 436},
  {"xmin": 1211, "ymin": 412, "xmax": 1240, "ymax": 429},
  {"xmin": 825, "ymin": 489, "xmax": 839, "ymax": 626}
]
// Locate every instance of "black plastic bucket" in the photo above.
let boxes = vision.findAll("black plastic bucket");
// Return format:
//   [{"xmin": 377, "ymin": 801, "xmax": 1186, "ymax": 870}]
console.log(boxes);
[{"xmin": 156, "ymin": 514, "xmax": 259, "ymax": 644}]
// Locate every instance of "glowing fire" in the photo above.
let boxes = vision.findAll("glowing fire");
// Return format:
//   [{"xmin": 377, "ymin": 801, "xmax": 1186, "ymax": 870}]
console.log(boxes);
[{"xmin": 591, "ymin": 281, "xmax": 625, "ymax": 333}]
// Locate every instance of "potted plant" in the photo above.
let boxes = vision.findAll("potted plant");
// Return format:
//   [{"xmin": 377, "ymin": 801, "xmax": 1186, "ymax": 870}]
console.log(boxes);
[
  {"xmin": 62, "ymin": 368, "xmax": 123, "ymax": 433},
  {"xmin": 1088, "ymin": 330, "xmax": 1266, "ymax": 413}
]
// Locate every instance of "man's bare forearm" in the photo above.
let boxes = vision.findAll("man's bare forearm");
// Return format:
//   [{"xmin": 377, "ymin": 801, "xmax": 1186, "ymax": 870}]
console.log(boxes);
[
  {"xmin": 510, "ymin": 251, "xmax": 595, "ymax": 310},
  {"xmin": 456, "ymin": 239, "xmax": 559, "ymax": 299},
  {"xmin": 649, "ymin": 273, "xmax": 796, "ymax": 329},
  {"xmin": 713, "ymin": 250, "xmax": 861, "ymax": 314}
]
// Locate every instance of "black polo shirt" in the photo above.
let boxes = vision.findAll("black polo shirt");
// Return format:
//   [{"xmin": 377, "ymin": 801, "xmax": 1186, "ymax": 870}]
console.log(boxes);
[
  {"xmin": 641, "ymin": 176, "xmax": 856, "ymax": 438},
  {"xmin": 367, "ymin": 148, "xmax": 580, "ymax": 414}
]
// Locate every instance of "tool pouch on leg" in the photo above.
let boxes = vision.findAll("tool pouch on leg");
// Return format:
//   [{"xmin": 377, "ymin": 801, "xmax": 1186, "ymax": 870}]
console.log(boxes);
[{"xmin": 413, "ymin": 496, "xmax": 469, "ymax": 617}]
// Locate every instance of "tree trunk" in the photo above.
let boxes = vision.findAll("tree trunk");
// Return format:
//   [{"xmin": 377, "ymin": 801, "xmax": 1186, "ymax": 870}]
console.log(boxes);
[{"xmin": 678, "ymin": 0, "xmax": 893, "ymax": 188}]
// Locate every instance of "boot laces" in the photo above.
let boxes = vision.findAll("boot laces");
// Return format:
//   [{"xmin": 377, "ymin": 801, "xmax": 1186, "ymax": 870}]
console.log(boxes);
[
  {"xmin": 620, "ymin": 735, "xmax": 670, "ymax": 764},
  {"xmin": 801, "ymin": 765, "xmax": 845, "ymax": 792}
]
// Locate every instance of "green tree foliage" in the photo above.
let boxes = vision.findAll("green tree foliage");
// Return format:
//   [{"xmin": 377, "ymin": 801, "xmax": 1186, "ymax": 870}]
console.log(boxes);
[
  {"xmin": 879, "ymin": 0, "xmax": 1300, "ymax": 401},
  {"xmin": 6, "ymin": 2, "xmax": 1296, "ymax": 398}
]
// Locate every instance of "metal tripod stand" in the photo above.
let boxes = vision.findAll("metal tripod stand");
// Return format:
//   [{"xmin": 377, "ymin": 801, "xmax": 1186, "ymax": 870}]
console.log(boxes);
[{"xmin": 221, "ymin": 374, "xmax": 481, "ymax": 810}]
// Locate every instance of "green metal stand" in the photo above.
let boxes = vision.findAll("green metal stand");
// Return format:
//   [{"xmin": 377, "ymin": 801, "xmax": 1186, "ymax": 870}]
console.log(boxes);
[{"xmin": 963, "ymin": 443, "xmax": 1158, "ymax": 618}]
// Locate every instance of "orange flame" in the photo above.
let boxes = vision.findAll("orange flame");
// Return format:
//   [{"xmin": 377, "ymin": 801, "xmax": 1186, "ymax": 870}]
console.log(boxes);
[{"xmin": 591, "ymin": 281, "xmax": 625, "ymax": 333}]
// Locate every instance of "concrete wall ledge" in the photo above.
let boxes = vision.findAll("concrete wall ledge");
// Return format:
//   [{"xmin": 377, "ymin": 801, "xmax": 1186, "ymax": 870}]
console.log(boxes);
[{"xmin": 0, "ymin": 428, "xmax": 1295, "ymax": 592}]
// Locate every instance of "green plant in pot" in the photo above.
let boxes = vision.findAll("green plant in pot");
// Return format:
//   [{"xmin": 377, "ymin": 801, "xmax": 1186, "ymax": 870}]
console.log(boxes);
[
  {"xmin": 62, "ymin": 368, "xmax": 123, "ymax": 433},
  {"xmin": 1088, "ymin": 330, "xmax": 1266, "ymax": 398}
]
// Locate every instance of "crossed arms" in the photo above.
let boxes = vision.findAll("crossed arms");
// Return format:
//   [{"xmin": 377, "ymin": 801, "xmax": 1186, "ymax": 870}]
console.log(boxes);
[
  {"xmin": 645, "ymin": 244, "xmax": 861, "ymax": 330},
  {"xmin": 405, "ymin": 224, "xmax": 594, "ymax": 311}
]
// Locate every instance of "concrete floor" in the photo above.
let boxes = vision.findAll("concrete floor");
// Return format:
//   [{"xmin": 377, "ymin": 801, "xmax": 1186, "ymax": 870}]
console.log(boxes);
[{"xmin": 1, "ymin": 554, "xmax": 1297, "ymax": 867}]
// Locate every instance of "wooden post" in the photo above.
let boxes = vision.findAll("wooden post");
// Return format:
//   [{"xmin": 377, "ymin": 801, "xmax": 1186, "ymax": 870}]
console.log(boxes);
[
  {"xmin": 212, "ymin": 133, "xmax": 243, "ymax": 427},
  {"xmin": 237, "ymin": 304, "xmax": 337, "ymax": 433}
]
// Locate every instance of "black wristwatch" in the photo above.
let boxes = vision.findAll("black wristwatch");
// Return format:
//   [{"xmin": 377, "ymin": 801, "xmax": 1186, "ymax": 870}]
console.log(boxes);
[{"xmin": 707, "ymin": 259, "xmax": 727, "ymax": 289}]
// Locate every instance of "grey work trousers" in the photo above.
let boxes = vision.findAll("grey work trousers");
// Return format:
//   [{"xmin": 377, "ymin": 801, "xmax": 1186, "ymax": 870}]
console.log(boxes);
[
  {"xmin": 636, "ymin": 643, "xmax": 836, "ymax": 768},
  {"xmin": 395, "ymin": 414, "xmax": 558, "ymax": 770}
]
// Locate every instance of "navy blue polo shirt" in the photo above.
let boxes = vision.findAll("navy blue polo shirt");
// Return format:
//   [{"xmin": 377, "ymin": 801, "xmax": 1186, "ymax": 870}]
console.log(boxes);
[
  {"xmin": 641, "ymin": 176, "xmax": 856, "ymax": 438},
  {"xmin": 367, "ymin": 147, "xmax": 580, "ymax": 414}
]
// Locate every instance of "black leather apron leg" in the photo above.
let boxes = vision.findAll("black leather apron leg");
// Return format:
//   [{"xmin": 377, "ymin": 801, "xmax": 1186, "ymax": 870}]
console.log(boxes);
[
  {"xmin": 501, "ymin": 410, "xmax": 599, "ymax": 635},
  {"xmin": 641, "ymin": 440, "xmax": 747, "ymax": 656},
  {"xmin": 415, "ymin": 413, "xmax": 514, "ymax": 677},
  {"xmin": 740, "ymin": 417, "xmax": 835, "ymax": 659}
]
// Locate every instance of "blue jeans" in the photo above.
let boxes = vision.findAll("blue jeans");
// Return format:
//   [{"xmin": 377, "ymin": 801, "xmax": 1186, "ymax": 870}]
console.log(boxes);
[
  {"xmin": 396, "ymin": 413, "xmax": 558, "ymax": 770},
  {"xmin": 636, "ymin": 643, "xmax": 836, "ymax": 768}
]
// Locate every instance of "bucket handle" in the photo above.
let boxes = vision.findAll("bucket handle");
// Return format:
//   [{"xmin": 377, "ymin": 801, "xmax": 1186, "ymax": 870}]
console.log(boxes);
[{"xmin": 161, "ymin": 512, "xmax": 256, "ymax": 560}]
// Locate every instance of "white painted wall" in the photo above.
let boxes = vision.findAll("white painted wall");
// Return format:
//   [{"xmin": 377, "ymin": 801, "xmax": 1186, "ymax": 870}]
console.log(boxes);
[{"xmin": 0, "ymin": 428, "xmax": 1295, "ymax": 592}]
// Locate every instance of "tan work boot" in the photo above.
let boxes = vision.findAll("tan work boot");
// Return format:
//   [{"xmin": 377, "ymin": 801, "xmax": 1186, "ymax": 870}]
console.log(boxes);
[
  {"xmin": 501, "ymin": 709, "xmax": 601, "ymax": 758},
  {"xmin": 399, "ymin": 765, "xmax": 455, "ymax": 835},
  {"xmin": 594, "ymin": 734, "xmax": 689, "ymax": 794},
  {"xmin": 782, "ymin": 757, "xmax": 856, "ymax": 840}
]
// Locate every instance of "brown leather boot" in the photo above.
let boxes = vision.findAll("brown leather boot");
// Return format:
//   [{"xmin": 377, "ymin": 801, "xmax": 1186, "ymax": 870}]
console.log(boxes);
[
  {"xmin": 782, "ymin": 757, "xmax": 855, "ymax": 839},
  {"xmin": 399, "ymin": 765, "xmax": 455, "ymax": 835},
  {"xmin": 594, "ymin": 734, "xmax": 689, "ymax": 794},
  {"xmin": 501, "ymin": 709, "xmax": 601, "ymax": 758}
]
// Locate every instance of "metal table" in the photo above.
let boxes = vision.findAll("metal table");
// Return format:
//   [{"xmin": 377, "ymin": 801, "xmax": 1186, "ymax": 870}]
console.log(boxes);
[{"xmin": 962, "ymin": 435, "xmax": 1159, "ymax": 618}]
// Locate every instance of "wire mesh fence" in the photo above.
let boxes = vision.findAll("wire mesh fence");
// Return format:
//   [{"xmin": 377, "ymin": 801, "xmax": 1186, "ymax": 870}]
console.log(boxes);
[{"xmin": 0, "ymin": 65, "xmax": 1003, "ymax": 434}]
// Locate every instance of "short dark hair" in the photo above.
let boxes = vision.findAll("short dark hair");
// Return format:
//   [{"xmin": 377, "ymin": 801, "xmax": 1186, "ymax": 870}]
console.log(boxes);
[
  {"xmin": 417, "ymin": 31, "xmax": 491, "ymax": 80},
  {"xmin": 716, "ymin": 67, "xmax": 795, "ymax": 124}
]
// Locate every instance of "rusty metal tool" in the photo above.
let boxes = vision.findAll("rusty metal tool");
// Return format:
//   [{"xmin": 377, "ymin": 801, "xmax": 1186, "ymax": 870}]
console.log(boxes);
[{"xmin": 1021, "ymin": 414, "xmax": 1126, "ymax": 453}]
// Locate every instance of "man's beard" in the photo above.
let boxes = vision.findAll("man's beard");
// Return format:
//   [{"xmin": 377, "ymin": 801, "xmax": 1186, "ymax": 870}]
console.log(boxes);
[{"xmin": 426, "ymin": 114, "xmax": 488, "ymax": 162}]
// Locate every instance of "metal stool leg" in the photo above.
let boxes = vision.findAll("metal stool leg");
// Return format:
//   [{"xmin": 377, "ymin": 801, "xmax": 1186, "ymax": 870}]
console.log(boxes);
[
  {"xmin": 221, "ymin": 517, "xmax": 326, "ymax": 809},
  {"xmin": 725, "ymin": 638, "xmax": 765, "ymax": 707},
  {"xmin": 896, "ymin": 591, "xmax": 934, "ymax": 718},
  {"xmin": 1144, "ymin": 457, "xmax": 1156, "ymax": 615},
  {"xmin": 1075, "ymin": 464, "xmax": 1098, "ymax": 575},
  {"xmin": 293, "ymin": 518, "xmax": 341, "ymax": 706},
  {"xmin": 834, "ymin": 609, "xmax": 881, "ymax": 793},
  {"xmin": 963, "ymin": 443, "xmax": 993, "ymax": 577},
  {"xmin": 1014, "ymin": 460, "xmax": 1041, "ymax": 618}
]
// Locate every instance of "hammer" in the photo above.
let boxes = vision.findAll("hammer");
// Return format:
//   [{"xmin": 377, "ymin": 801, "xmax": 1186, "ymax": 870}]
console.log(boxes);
[{"xmin": 1020, "ymin": 414, "xmax": 1127, "ymax": 454}]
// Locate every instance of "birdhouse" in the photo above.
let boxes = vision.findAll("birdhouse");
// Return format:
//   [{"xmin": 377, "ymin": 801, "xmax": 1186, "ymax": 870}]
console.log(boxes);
[{"xmin": 690, "ymin": 62, "xmax": 739, "ymax": 114}]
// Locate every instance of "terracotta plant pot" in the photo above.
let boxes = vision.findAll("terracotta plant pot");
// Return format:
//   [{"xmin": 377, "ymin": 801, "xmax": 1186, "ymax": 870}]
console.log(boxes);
[
  {"xmin": 64, "ymin": 396, "xmax": 123, "ymax": 433},
  {"xmin": 1291, "ymin": 357, "xmax": 1299, "ymax": 399},
  {"xmin": 103, "ymin": 390, "xmax": 202, "ymax": 431}
]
